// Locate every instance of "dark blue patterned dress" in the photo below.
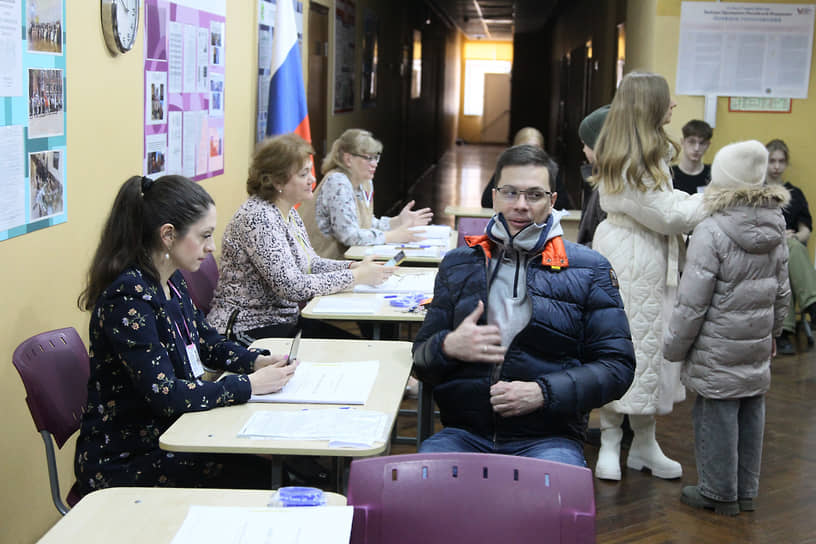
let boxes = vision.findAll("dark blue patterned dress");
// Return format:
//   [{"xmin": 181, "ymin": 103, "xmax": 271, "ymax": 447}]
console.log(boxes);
[{"xmin": 75, "ymin": 267, "xmax": 267, "ymax": 495}]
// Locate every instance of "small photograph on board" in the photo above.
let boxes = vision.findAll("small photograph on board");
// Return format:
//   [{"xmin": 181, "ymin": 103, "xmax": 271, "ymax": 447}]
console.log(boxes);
[
  {"xmin": 29, "ymin": 149, "xmax": 64, "ymax": 220},
  {"xmin": 209, "ymin": 74, "xmax": 224, "ymax": 117},
  {"xmin": 28, "ymin": 68, "xmax": 64, "ymax": 138},
  {"xmin": 210, "ymin": 21, "xmax": 224, "ymax": 66},
  {"xmin": 147, "ymin": 151, "xmax": 166, "ymax": 175},
  {"xmin": 27, "ymin": 0, "xmax": 63, "ymax": 54},
  {"xmin": 146, "ymin": 71, "xmax": 167, "ymax": 125}
]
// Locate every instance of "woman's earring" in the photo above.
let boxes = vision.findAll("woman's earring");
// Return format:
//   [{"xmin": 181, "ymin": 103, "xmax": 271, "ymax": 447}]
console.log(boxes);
[{"xmin": 164, "ymin": 252, "xmax": 170, "ymax": 261}]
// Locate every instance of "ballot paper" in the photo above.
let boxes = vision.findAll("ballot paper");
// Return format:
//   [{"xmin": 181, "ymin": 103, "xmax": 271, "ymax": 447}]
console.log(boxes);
[
  {"xmin": 309, "ymin": 297, "xmax": 381, "ymax": 314},
  {"xmin": 249, "ymin": 360, "xmax": 379, "ymax": 405},
  {"xmin": 170, "ymin": 505, "xmax": 353, "ymax": 544},
  {"xmin": 353, "ymin": 270, "xmax": 435, "ymax": 293},
  {"xmin": 409, "ymin": 224, "xmax": 452, "ymax": 246},
  {"xmin": 365, "ymin": 245, "xmax": 442, "ymax": 258},
  {"xmin": 238, "ymin": 408, "xmax": 390, "ymax": 448}
]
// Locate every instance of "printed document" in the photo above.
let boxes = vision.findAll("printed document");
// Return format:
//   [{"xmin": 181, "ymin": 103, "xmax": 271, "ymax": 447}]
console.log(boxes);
[
  {"xmin": 249, "ymin": 360, "xmax": 379, "ymax": 404},
  {"xmin": 238, "ymin": 408, "xmax": 390, "ymax": 447}
]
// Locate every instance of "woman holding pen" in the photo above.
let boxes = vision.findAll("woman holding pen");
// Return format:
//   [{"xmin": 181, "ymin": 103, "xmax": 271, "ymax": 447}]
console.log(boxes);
[
  {"xmin": 298, "ymin": 129, "xmax": 434, "ymax": 259},
  {"xmin": 75, "ymin": 174, "xmax": 297, "ymax": 495}
]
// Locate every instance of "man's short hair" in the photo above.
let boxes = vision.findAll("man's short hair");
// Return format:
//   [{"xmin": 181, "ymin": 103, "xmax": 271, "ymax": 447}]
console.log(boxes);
[
  {"xmin": 495, "ymin": 145, "xmax": 559, "ymax": 192},
  {"xmin": 681, "ymin": 119, "xmax": 713, "ymax": 141}
]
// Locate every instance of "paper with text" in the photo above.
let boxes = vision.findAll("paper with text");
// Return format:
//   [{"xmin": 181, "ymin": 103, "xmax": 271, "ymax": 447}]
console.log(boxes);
[
  {"xmin": 239, "ymin": 408, "xmax": 390, "ymax": 447},
  {"xmin": 249, "ymin": 360, "xmax": 379, "ymax": 404},
  {"xmin": 170, "ymin": 505, "xmax": 353, "ymax": 544},
  {"xmin": 354, "ymin": 270, "xmax": 435, "ymax": 293}
]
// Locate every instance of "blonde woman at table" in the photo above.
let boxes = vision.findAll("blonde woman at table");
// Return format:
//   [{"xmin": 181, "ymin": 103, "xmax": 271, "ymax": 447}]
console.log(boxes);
[
  {"xmin": 75, "ymin": 175, "xmax": 297, "ymax": 496},
  {"xmin": 298, "ymin": 128, "xmax": 433, "ymax": 259},
  {"xmin": 208, "ymin": 133, "xmax": 392, "ymax": 342}
]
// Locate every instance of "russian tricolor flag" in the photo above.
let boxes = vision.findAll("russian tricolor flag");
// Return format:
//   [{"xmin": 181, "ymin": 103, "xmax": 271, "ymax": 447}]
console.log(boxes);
[{"xmin": 266, "ymin": 0, "xmax": 311, "ymax": 142}]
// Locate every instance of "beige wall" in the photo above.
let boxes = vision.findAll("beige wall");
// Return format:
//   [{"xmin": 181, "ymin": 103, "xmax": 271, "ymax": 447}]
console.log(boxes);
[
  {"xmin": 0, "ymin": 2, "xmax": 259, "ymax": 541},
  {"xmin": 629, "ymin": 0, "xmax": 816, "ymax": 260}
]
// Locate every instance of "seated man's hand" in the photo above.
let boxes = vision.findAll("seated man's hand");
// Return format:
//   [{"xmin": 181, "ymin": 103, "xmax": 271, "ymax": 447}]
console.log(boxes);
[
  {"xmin": 490, "ymin": 381, "xmax": 544, "ymax": 417},
  {"xmin": 442, "ymin": 300, "xmax": 505, "ymax": 364}
]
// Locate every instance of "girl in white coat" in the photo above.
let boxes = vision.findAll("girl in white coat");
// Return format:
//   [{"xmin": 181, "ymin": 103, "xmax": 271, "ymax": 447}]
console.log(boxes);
[{"xmin": 591, "ymin": 72, "xmax": 706, "ymax": 480}]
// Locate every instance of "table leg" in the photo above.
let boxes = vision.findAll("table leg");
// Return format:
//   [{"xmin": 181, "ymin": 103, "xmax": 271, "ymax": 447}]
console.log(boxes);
[
  {"xmin": 417, "ymin": 381, "xmax": 434, "ymax": 450},
  {"xmin": 372, "ymin": 323, "xmax": 381, "ymax": 340}
]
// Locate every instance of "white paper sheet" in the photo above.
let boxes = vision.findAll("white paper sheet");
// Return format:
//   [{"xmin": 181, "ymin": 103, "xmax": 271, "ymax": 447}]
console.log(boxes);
[
  {"xmin": 250, "ymin": 360, "xmax": 379, "ymax": 405},
  {"xmin": 239, "ymin": 408, "xmax": 390, "ymax": 447},
  {"xmin": 182, "ymin": 24, "xmax": 197, "ymax": 92},
  {"xmin": 310, "ymin": 297, "xmax": 381, "ymax": 315},
  {"xmin": 0, "ymin": 125, "xmax": 24, "ymax": 231},
  {"xmin": 354, "ymin": 270, "xmax": 435, "ymax": 293},
  {"xmin": 171, "ymin": 505, "xmax": 353, "ymax": 544},
  {"xmin": 365, "ymin": 245, "xmax": 442, "ymax": 258},
  {"xmin": 409, "ymin": 224, "xmax": 451, "ymax": 245},
  {"xmin": 167, "ymin": 21, "xmax": 183, "ymax": 93},
  {"xmin": 0, "ymin": 0, "xmax": 22, "ymax": 97}
]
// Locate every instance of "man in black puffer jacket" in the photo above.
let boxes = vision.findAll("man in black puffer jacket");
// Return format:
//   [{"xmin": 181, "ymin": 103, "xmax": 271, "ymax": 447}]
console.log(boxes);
[{"xmin": 413, "ymin": 145, "xmax": 635, "ymax": 466}]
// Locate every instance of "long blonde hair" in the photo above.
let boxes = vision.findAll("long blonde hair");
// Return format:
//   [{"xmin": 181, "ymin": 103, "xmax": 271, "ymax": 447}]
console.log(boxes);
[{"xmin": 592, "ymin": 72, "xmax": 678, "ymax": 193}]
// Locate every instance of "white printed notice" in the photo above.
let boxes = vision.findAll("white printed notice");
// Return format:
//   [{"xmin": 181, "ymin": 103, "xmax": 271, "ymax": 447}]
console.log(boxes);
[
  {"xmin": 0, "ymin": 0, "xmax": 22, "ymax": 97},
  {"xmin": 0, "ymin": 125, "xmax": 24, "ymax": 231},
  {"xmin": 676, "ymin": 2, "xmax": 815, "ymax": 98},
  {"xmin": 250, "ymin": 360, "xmax": 379, "ymax": 405}
]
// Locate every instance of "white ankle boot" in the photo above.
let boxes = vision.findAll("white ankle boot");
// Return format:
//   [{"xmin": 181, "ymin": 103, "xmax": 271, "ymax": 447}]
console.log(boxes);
[
  {"xmin": 595, "ymin": 409, "xmax": 624, "ymax": 480},
  {"xmin": 626, "ymin": 414, "xmax": 682, "ymax": 479}
]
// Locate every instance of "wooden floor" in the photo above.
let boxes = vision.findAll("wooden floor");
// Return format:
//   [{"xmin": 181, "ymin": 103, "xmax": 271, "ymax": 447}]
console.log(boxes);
[{"xmin": 390, "ymin": 144, "xmax": 816, "ymax": 543}]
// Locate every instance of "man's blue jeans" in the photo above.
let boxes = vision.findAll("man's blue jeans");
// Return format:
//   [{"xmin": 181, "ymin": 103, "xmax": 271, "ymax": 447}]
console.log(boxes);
[{"xmin": 418, "ymin": 427, "xmax": 586, "ymax": 467}]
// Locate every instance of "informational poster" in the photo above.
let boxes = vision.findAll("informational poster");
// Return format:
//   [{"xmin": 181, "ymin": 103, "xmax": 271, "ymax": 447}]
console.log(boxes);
[
  {"xmin": 334, "ymin": 0, "xmax": 356, "ymax": 113},
  {"xmin": 1, "ymin": 0, "xmax": 67, "ymax": 242},
  {"xmin": 676, "ymin": 2, "xmax": 815, "ymax": 98},
  {"xmin": 256, "ymin": 0, "xmax": 303, "ymax": 143},
  {"xmin": 144, "ymin": 0, "xmax": 226, "ymax": 180}
]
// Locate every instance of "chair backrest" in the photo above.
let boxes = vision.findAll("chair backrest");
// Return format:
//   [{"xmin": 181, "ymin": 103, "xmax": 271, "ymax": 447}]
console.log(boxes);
[
  {"xmin": 12, "ymin": 327, "xmax": 89, "ymax": 447},
  {"xmin": 347, "ymin": 452, "xmax": 596, "ymax": 544},
  {"xmin": 180, "ymin": 253, "xmax": 219, "ymax": 314},
  {"xmin": 456, "ymin": 217, "xmax": 490, "ymax": 247}
]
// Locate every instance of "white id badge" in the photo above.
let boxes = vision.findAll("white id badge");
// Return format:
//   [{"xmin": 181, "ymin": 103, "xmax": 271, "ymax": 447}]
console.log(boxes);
[{"xmin": 186, "ymin": 343, "xmax": 205, "ymax": 378}]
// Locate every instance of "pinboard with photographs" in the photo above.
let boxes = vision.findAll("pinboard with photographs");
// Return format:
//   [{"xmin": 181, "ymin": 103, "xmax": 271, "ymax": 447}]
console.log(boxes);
[
  {"xmin": 143, "ymin": 0, "xmax": 226, "ymax": 181},
  {"xmin": 0, "ymin": 0, "xmax": 67, "ymax": 242}
]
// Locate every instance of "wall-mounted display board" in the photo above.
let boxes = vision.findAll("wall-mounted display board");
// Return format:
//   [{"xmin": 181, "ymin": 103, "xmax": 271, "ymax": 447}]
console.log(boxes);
[
  {"xmin": 143, "ymin": 0, "xmax": 226, "ymax": 180},
  {"xmin": 1, "ymin": 0, "xmax": 67, "ymax": 242},
  {"xmin": 677, "ymin": 2, "xmax": 814, "ymax": 98}
]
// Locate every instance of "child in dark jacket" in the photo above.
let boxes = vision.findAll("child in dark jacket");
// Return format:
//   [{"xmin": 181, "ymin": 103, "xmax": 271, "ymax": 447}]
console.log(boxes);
[{"xmin": 663, "ymin": 140, "xmax": 791, "ymax": 515}]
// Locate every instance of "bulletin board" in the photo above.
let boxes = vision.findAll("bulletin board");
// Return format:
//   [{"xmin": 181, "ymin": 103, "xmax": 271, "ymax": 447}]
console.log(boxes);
[
  {"xmin": 143, "ymin": 0, "xmax": 226, "ymax": 181},
  {"xmin": 0, "ymin": 0, "xmax": 67, "ymax": 242}
]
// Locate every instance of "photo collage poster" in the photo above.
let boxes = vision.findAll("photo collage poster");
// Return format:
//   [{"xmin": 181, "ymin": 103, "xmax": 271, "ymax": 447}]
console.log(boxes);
[
  {"xmin": 0, "ymin": 0, "xmax": 67, "ymax": 242},
  {"xmin": 256, "ymin": 0, "xmax": 304, "ymax": 143},
  {"xmin": 144, "ymin": 0, "xmax": 226, "ymax": 181}
]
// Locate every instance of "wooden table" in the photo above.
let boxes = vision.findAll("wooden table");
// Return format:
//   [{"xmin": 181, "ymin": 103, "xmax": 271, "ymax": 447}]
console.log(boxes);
[
  {"xmin": 160, "ymin": 339, "xmax": 412, "ymax": 457},
  {"xmin": 343, "ymin": 231, "xmax": 457, "ymax": 264},
  {"xmin": 38, "ymin": 487, "xmax": 346, "ymax": 543}
]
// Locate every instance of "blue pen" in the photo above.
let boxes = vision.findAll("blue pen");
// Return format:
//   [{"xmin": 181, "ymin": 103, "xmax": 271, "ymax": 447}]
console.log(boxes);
[{"xmin": 384, "ymin": 295, "xmax": 398, "ymax": 299}]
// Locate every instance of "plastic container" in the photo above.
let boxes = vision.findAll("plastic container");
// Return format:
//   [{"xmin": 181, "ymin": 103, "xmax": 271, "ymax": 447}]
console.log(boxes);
[{"xmin": 269, "ymin": 486, "xmax": 327, "ymax": 507}]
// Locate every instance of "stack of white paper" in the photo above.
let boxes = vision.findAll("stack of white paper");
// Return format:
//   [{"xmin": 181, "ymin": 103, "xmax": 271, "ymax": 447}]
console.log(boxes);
[
  {"xmin": 410, "ymin": 224, "xmax": 451, "ymax": 246},
  {"xmin": 354, "ymin": 271, "xmax": 435, "ymax": 293},
  {"xmin": 249, "ymin": 360, "xmax": 379, "ymax": 405},
  {"xmin": 171, "ymin": 505, "xmax": 353, "ymax": 544},
  {"xmin": 238, "ymin": 408, "xmax": 390, "ymax": 448},
  {"xmin": 310, "ymin": 297, "xmax": 380, "ymax": 314}
]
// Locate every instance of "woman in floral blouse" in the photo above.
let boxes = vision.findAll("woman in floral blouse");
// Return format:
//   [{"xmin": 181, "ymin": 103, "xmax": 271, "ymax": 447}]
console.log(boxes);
[
  {"xmin": 74, "ymin": 175, "xmax": 297, "ymax": 495},
  {"xmin": 298, "ymin": 128, "xmax": 434, "ymax": 259},
  {"xmin": 207, "ymin": 133, "xmax": 391, "ymax": 340}
]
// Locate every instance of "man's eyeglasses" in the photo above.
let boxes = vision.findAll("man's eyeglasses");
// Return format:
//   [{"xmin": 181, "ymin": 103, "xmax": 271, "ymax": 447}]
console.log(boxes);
[
  {"xmin": 350, "ymin": 152, "xmax": 381, "ymax": 164},
  {"xmin": 495, "ymin": 186, "xmax": 552, "ymax": 203}
]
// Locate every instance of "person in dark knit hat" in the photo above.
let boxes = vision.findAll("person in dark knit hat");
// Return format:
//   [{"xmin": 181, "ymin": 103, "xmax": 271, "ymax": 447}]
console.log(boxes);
[
  {"xmin": 664, "ymin": 140, "xmax": 791, "ymax": 515},
  {"xmin": 576, "ymin": 105, "xmax": 610, "ymax": 246}
]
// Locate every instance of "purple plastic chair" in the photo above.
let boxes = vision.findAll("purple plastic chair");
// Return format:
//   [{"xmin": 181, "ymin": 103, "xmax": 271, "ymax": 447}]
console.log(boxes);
[
  {"xmin": 12, "ymin": 327, "xmax": 89, "ymax": 515},
  {"xmin": 180, "ymin": 253, "xmax": 219, "ymax": 314},
  {"xmin": 347, "ymin": 452, "xmax": 596, "ymax": 544},
  {"xmin": 456, "ymin": 217, "xmax": 490, "ymax": 247}
]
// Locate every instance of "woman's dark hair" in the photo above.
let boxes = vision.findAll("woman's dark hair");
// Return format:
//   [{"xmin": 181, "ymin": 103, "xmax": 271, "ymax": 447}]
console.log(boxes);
[{"xmin": 77, "ymin": 175, "xmax": 214, "ymax": 311}]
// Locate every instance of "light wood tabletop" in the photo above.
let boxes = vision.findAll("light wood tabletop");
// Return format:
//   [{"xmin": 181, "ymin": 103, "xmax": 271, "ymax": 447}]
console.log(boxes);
[
  {"xmin": 38, "ymin": 487, "xmax": 346, "ymax": 543},
  {"xmin": 159, "ymin": 338, "xmax": 412, "ymax": 457}
]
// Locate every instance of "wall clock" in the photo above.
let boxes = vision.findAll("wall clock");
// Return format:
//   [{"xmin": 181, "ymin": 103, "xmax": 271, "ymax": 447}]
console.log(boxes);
[{"xmin": 101, "ymin": 0, "xmax": 140, "ymax": 54}]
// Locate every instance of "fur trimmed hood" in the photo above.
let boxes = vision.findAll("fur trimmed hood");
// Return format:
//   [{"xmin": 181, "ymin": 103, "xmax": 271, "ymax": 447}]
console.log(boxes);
[{"xmin": 703, "ymin": 182, "xmax": 790, "ymax": 214}]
